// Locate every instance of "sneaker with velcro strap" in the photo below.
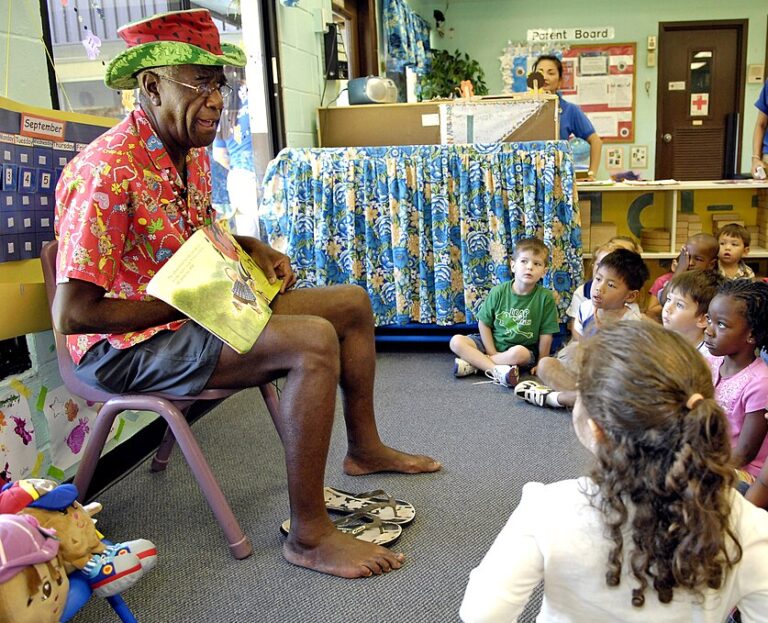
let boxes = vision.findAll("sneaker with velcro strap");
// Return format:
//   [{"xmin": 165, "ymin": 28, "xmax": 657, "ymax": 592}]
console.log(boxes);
[{"xmin": 514, "ymin": 379, "xmax": 554, "ymax": 407}]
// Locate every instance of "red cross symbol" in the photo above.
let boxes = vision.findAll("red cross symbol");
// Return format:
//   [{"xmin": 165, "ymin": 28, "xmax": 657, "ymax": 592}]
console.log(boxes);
[{"xmin": 692, "ymin": 94, "xmax": 707, "ymax": 111}]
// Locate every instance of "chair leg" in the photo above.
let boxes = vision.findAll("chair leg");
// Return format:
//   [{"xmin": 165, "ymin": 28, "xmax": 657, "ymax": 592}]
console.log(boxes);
[
  {"xmin": 151, "ymin": 425, "xmax": 176, "ymax": 472},
  {"xmin": 259, "ymin": 383, "xmax": 280, "ymax": 420},
  {"xmin": 149, "ymin": 398, "xmax": 253, "ymax": 559},
  {"xmin": 73, "ymin": 402, "xmax": 125, "ymax": 502},
  {"xmin": 105, "ymin": 594, "xmax": 138, "ymax": 623}
]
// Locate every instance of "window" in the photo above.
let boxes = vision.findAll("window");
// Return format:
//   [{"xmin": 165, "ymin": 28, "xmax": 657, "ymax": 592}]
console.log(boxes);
[{"xmin": 42, "ymin": 0, "xmax": 280, "ymax": 237}]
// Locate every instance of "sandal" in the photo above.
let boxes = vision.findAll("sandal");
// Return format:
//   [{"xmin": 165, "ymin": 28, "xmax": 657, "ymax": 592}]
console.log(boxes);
[
  {"xmin": 324, "ymin": 487, "xmax": 416, "ymax": 525},
  {"xmin": 280, "ymin": 510, "xmax": 402, "ymax": 546},
  {"xmin": 514, "ymin": 379, "xmax": 553, "ymax": 407}
]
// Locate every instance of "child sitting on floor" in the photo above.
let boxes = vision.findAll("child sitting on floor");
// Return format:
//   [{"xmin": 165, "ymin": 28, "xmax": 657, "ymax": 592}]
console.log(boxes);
[
  {"xmin": 460, "ymin": 322, "xmax": 768, "ymax": 622},
  {"xmin": 661, "ymin": 269, "xmax": 724, "ymax": 353},
  {"xmin": 566, "ymin": 236, "xmax": 640, "ymax": 332},
  {"xmin": 646, "ymin": 232, "xmax": 719, "ymax": 322},
  {"xmin": 515, "ymin": 248, "xmax": 649, "ymax": 408},
  {"xmin": 450, "ymin": 237, "xmax": 559, "ymax": 387},
  {"xmin": 703, "ymin": 279, "xmax": 768, "ymax": 487},
  {"xmin": 718, "ymin": 223, "xmax": 755, "ymax": 280}
]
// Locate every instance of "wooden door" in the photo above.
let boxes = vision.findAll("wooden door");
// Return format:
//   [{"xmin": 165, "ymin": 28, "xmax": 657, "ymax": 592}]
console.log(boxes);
[{"xmin": 655, "ymin": 21, "xmax": 746, "ymax": 180}]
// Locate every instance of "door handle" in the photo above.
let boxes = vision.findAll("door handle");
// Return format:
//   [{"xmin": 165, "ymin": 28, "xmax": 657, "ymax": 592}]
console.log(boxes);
[{"xmin": 662, "ymin": 133, "xmax": 672, "ymax": 143}]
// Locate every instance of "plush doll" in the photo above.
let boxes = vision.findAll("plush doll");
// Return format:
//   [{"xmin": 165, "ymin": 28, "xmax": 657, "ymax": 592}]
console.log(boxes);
[
  {"xmin": 0, "ymin": 479, "xmax": 157, "ymax": 598},
  {"xmin": 0, "ymin": 513, "xmax": 68, "ymax": 623}
]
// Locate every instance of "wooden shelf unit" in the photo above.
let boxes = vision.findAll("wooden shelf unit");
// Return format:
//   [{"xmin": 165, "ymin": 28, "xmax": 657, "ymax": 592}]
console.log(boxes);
[{"xmin": 576, "ymin": 180, "xmax": 768, "ymax": 259}]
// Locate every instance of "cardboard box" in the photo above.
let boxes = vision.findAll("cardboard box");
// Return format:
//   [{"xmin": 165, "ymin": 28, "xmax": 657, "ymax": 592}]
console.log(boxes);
[
  {"xmin": 590, "ymin": 222, "xmax": 617, "ymax": 249},
  {"xmin": 317, "ymin": 94, "xmax": 559, "ymax": 147}
]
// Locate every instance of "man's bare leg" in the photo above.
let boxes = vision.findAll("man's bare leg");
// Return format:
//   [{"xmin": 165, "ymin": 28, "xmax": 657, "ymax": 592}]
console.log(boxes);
[
  {"xmin": 536, "ymin": 357, "xmax": 577, "ymax": 407},
  {"xmin": 271, "ymin": 285, "xmax": 441, "ymax": 476},
  {"xmin": 207, "ymin": 315, "xmax": 403, "ymax": 577}
]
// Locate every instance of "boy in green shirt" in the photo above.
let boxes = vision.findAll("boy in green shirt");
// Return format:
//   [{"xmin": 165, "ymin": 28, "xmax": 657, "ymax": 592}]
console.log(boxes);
[{"xmin": 450, "ymin": 237, "xmax": 560, "ymax": 388}]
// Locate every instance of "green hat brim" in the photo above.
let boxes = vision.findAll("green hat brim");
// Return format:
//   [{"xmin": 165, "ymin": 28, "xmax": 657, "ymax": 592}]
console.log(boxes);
[{"xmin": 105, "ymin": 41, "xmax": 246, "ymax": 90}]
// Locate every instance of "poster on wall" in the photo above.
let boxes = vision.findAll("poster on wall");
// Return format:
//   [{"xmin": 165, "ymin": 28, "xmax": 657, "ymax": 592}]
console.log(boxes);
[
  {"xmin": 0, "ymin": 391, "xmax": 38, "ymax": 483},
  {"xmin": 560, "ymin": 43, "xmax": 636, "ymax": 142},
  {"xmin": 0, "ymin": 96, "xmax": 113, "ymax": 265},
  {"xmin": 43, "ymin": 386, "xmax": 115, "ymax": 474}
]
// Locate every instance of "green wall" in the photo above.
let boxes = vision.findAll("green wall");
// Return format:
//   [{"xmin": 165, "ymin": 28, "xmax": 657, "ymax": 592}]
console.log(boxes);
[
  {"xmin": 409, "ymin": 0, "xmax": 767, "ymax": 179},
  {"xmin": 277, "ymin": 0, "xmax": 341, "ymax": 147}
]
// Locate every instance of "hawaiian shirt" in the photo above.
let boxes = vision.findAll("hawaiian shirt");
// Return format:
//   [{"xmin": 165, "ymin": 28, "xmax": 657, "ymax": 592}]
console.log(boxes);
[{"xmin": 55, "ymin": 108, "xmax": 216, "ymax": 364}]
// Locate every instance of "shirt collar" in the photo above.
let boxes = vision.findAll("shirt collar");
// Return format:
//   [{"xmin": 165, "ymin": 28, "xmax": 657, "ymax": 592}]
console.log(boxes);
[{"xmin": 134, "ymin": 107, "xmax": 178, "ymax": 177}]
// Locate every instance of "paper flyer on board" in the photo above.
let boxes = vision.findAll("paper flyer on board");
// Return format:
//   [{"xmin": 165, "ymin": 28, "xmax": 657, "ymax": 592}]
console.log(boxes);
[{"xmin": 147, "ymin": 222, "xmax": 282, "ymax": 354}]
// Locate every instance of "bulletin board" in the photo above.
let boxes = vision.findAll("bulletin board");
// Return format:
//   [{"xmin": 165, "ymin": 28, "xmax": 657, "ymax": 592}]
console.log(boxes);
[
  {"xmin": 0, "ymin": 96, "xmax": 114, "ymax": 339},
  {"xmin": 560, "ymin": 43, "xmax": 636, "ymax": 142}
]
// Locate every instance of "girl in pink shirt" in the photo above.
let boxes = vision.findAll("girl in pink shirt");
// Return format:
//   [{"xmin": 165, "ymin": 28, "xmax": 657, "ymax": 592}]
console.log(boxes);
[{"xmin": 703, "ymin": 280, "xmax": 768, "ymax": 482}]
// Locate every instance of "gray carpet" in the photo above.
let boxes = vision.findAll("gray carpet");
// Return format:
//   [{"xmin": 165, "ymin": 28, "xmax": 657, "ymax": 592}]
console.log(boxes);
[{"xmin": 72, "ymin": 351, "xmax": 590, "ymax": 622}]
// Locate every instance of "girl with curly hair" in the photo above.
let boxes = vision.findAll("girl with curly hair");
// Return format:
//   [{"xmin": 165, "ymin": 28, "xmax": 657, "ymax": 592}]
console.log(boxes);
[{"xmin": 460, "ymin": 322, "xmax": 768, "ymax": 622}]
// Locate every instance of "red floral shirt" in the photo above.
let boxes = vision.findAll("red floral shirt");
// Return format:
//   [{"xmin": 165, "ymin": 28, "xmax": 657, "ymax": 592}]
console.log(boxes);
[{"xmin": 55, "ymin": 108, "xmax": 215, "ymax": 363}]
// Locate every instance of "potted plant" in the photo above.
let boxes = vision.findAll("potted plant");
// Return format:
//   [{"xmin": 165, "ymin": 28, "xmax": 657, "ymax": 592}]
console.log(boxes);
[{"xmin": 418, "ymin": 49, "xmax": 488, "ymax": 100}]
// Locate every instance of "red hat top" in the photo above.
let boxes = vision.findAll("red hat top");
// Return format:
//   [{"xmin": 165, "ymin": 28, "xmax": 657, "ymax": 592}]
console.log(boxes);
[{"xmin": 117, "ymin": 9, "xmax": 223, "ymax": 55}]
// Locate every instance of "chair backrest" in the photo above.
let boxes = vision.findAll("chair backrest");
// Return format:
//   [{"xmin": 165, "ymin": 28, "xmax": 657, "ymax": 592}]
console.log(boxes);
[{"xmin": 40, "ymin": 241, "xmax": 116, "ymax": 403}]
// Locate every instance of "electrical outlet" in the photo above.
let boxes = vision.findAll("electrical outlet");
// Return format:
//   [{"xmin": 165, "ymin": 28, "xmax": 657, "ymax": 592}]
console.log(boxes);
[
  {"xmin": 630, "ymin": 146, "xmax": 648, "ymax": 169},
  {"xmin": 647, "ymin": 35, "xmax": 656, "ymax": 50}
]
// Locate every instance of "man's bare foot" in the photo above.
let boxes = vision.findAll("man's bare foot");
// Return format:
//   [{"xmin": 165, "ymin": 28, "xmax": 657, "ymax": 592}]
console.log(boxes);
[
  {"xmin": 343, "ymin": 444, "xmax": 441, "ymax": 476},
  {"xmin": 283, "ymin": 526, "xmax": 404, "ymax": 578}
]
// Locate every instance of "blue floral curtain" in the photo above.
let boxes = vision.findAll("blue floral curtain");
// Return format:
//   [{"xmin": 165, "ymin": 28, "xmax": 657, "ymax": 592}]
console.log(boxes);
[
  {"xmin": 384, "ymin": 0, "xmax": 431, "ymax": 74},
  {"xmin": 260, "ymin": 142, "xmax": 582, "ymax": 326}
]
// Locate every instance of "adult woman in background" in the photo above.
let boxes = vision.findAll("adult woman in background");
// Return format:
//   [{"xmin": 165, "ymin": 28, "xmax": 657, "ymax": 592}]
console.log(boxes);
[{"xmin": 533, "ymin": 55, "xmax": 603, "ymax": 181}]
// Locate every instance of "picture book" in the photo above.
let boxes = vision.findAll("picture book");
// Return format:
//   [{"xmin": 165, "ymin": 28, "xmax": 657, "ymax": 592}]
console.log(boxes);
[{"xmin": 147, "ymin": 222, "xmax": 282, "ymax": 354}]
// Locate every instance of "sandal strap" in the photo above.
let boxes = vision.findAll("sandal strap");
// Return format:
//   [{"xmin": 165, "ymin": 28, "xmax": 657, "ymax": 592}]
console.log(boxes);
[
  {"xmin": 351, "ymin": 489, "xmax": 399, "ymax": 517},
  {"xmin": 333, "ymin": 509, "xmax": 385, "ymax": 535}
]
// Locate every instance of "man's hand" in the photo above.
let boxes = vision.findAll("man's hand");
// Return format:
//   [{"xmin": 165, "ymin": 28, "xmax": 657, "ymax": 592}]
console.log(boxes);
[{"xmin": 236, "ymin": 235, "xmax": 296, "ymax": 293}]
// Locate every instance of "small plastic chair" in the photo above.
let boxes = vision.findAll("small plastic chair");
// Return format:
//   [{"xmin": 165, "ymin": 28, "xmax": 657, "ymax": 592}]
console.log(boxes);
[{"xmin": 41, "ymin": 241, "xmax": 280, "ymax": 560}]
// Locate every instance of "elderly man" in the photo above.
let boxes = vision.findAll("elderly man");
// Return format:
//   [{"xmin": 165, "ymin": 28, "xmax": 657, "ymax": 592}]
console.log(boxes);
[{"xmin": 53, "ymin": 9, "xmax": 439, "ymax": 579}]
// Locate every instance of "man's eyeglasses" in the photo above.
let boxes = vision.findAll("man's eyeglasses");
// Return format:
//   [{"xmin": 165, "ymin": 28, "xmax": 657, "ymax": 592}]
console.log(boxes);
[{"xmin": 157, "ymin": 75, "xmax": 233, "ymax": 102}]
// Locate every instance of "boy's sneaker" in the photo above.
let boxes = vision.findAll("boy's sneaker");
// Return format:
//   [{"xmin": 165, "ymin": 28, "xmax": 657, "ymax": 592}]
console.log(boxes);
[
  {"xmin": 484, "ymin": 365, "xmax": 519, "ymax": 388},
  {"xmin": 514, "ymin": 380, "xmax": 554, "ymax": 407},
  {"xmin": 454, "ymin": 358, "xmax": 478, "ymax": 377}
]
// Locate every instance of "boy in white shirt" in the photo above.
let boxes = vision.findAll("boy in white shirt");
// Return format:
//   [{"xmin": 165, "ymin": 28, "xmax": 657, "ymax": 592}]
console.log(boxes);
[{"xmin": 661, "ymin": 269, "xmax": 724, "ymax": 353}]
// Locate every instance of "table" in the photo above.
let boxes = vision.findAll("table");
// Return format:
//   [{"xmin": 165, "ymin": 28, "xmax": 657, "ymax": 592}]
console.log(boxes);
[{"xmin": 260, "ymin": 141, "xmax": 581, "ymax": 326}]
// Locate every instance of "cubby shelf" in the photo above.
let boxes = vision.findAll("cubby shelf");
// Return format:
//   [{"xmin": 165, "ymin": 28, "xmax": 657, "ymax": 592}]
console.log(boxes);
[{"xmin": 576, "ymin": 179, "xmax": 768, "ymax": 259}]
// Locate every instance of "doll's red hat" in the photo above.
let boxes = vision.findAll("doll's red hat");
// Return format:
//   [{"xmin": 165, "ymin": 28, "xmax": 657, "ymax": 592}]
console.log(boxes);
[
  {"xmin": 105, "ymin": 9, "xmax": 245, "ymax": 91},
  {"xmin": 0, "ymin": 479, "xmax": 78, "ymax": 514}
]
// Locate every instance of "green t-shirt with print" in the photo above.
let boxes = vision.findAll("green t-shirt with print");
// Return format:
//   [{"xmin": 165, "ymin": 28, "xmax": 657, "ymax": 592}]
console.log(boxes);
[{"xmin": 476, "ymin": 282, "xmax": 559, "ymax": 352}]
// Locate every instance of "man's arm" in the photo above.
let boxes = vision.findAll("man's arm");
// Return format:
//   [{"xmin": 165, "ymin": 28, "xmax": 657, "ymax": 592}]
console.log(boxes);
[{"xmin": 53, "ymin": 278, "xmax": 183, "ymax": 335}]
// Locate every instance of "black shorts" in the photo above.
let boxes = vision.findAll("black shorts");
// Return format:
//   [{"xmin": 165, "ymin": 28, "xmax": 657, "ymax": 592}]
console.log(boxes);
[{"xmin": 74, "ymin": 321, "xmax": 223, "ymax": 396}]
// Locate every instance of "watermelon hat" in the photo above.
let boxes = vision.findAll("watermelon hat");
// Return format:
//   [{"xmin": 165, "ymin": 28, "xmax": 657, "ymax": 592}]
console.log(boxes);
[{"xmin": 105, "ymin": 9, "xmax": 246, "ymax": 91}]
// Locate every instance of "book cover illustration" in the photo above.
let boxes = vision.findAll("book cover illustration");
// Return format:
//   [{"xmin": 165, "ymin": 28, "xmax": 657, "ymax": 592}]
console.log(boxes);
[{"xmin": 147, "ymin": 222, "xmax": 282, "ymax": 354}]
